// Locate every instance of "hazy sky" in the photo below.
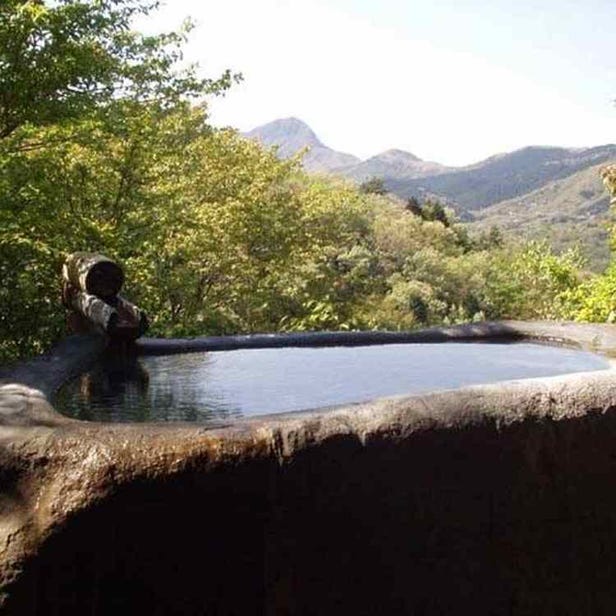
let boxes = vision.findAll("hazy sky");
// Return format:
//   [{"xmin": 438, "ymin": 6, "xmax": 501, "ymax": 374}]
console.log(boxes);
[{"xmin": 143, "ymin": 0, "xmax": 615, "ymax": 166}]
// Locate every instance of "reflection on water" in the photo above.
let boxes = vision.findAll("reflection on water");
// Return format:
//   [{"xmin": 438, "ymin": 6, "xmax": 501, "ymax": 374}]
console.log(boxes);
[
  {"xmin": 55, "ymin": 353, "xmax": 243, "ymax": 423},
  {"xmin": 54, "ymin": 343, "xmax": 610, "ymax": 424}
]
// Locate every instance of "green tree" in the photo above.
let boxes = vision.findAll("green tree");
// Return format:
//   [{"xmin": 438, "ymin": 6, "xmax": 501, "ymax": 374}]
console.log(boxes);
[
  {"xmin": 421, "ymin": 199, "xmax": 451, "ymax": 227},
  {"xmin": 359, "ymin": 176, "xmax": 387, "ymax": 195},
  {"xmin": 0, "ymin": 0, "xmax": 236, "ymax": 362},
  {"xmin": 404, "ymin": 196, "xmax": 423, "ymax": 217},
  {"xmin": 0, "ymin": 1, "xmax": 597, "ymax": 365},
  {"xmin": 569, "ymin": 164, "xmax": 616, "ymax": 322},
  {"xmin": 602, "ymin": 164, "xmax": 616, "ymax": 201},
  {"xmin": 482, "ymin": 241, "xmax": 584, "ymax": 320},
  {"xmin": 0, "ymin": 0, "xmax": 236, "ymax": 139}
]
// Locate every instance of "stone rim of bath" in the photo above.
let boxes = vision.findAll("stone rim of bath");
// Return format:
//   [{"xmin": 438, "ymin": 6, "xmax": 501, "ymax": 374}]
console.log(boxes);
[
  {"xmin": 1, "ymin": 320, "xmax": 616, "ymax": 428},
  {"xmin": 3, "ymin": 320, "xmax": 616, "ymax": 611}
]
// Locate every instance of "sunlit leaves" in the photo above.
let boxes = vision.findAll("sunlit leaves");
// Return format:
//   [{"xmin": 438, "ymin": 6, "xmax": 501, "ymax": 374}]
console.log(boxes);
[
  {"xmin": 1, "ymin": 1, "xmax": 606, "ymax": 364},
  {"xmin": 0, "ymin": 0, "xmax": 238, "ymax": 139}
]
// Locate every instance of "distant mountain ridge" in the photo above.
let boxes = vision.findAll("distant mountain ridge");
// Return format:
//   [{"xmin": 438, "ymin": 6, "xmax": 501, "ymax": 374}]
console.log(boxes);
[
  {"xmin": 244, "ymin": 118, "xmax": 615, "ymax": 213},
  {"xmin": 469, "ymin": 162, "xmax": 613, "ymax": 268},
  {"xmin": 388, "ymin": 144, "xmax": 616, "ymax": 211},
  {"xmin": 244, "ymin": 117, "xmax": 616, "ymax": 269},
  {"xmin": 337, "ymin": 148, "xmax": 450, "ymax": 181},
  {"xmin": 244, "ymin": 117, "xmax": 448, "ymax": 179}
]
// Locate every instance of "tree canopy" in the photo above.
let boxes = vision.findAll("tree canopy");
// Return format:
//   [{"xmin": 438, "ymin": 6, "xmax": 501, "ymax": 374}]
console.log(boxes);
[
  {"xmin": 0, "ymin": 0, "xmax": 237, "ymax": 139},
  {"xmin": 0, "ymin": 0, "xmax": 614, "ymax": 366}
]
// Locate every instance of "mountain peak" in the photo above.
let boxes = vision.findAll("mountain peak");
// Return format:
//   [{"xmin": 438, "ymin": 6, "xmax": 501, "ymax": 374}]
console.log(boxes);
[
  {"xmin": 270, "ymin": 117, "xmax": 316, "ymax": 131},
  {"xmin": 245, "ymin": 117, "xmax": 323, "ymax": 151},
  {"xmin": 370, "ymin": 149, "xmax": 422, "ymax": 163},
  {"xmin": 346, "ymin": 148, "xmax": 448, "ymax": 182},
  {"xmin": 243, "ymin": 118, "xmax": 451, "ymax": 179},
  {"xmin": 244, "ymin": 118, "xmax": 360, "ymax": 172}
]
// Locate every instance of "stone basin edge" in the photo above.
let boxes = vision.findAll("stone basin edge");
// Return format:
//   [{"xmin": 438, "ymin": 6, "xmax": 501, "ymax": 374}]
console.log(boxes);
[
  {"xmin": 2, "ymin": 320, "xmax": 616, "ymax": 430},
  {"xmin": 2, "ymin": 320, "xmax": 616, "ymax": 609}
]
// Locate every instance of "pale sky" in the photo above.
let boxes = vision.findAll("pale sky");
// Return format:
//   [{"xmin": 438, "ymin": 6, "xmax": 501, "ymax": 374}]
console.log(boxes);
[{"xmin": 142, "ymin": 0, "xmax": 615, "ymax": 166}]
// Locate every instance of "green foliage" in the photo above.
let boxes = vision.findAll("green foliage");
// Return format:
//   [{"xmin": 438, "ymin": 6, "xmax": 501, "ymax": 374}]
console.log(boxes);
[
  {"xmin": 570, "ymin": 165, "xmax": 616, "ymax": 323},
  {"xmin": 2, "ymin": 100, "xmax": 593, "ymax": 363},
  {"xmin": 1, "ymin": 0, "xmax": 610, "ymax": 366},
  {"xmin": 475, "ymin": 226, "xmax": 504, "ymax": 250},
  {"xmin": 481, "ymin": 241, "xmax": 585, "ymax": 320},
  {"xmin": 404, "ymin": 196, "xmax": 453, "ymax": 228},
  {"xmin": 0, "ymin": 0, "xmax": 237, "ymax": 138},
  {"xmin": 603, "ymin": 164, "xmax": 616, "ymax": 202},
  {"xmin": 569, "ymin": 264, "xmax": 616, "ymax": 323},
  {"xmin": 0, "ymin": 0, "xmax": 237, "ymax": 362},
  {"xmin": 420, "ymin": 200, "xmax": 451, "ymax": 227},
  {"xmin": 405, "ymin": 196, "xmax": 423, "ymax": 217},
  {"xmin": 359, "ymin": 176, "xmax": 387, "ymax": 195}
]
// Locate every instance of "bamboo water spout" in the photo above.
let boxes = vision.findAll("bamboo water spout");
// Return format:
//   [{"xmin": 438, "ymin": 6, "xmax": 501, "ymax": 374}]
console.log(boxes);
[
  {"xmin": 62, "ymin": 252, "xmax": 124, "ymax": 298},
  {"xmin": 62, "ymin": 252, "xmax": 148, "ymax": 340}
]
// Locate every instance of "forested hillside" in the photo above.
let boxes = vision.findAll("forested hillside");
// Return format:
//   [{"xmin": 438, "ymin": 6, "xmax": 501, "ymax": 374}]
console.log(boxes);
[
  {"xmin": 1, "ymin": 0, "xmax": 615, "ymax": 366},
  {"xmin": 388, "ymin": 145, "xmax": 616, "ymax": 210},
  {"xmin": 245, "ymin": 119, "xmax": 616, "ymax": 211},
  {"xmin": 470, "ymin": 163, "xmax": 612, "ymax": 269},
  {"xmin": 246, "ymin": 118, "xmax": 616, "ymax": 268}
]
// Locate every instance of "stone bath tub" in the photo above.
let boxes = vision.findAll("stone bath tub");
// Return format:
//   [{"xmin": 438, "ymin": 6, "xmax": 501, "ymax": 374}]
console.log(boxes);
[{"xmin": 2, "ymin": 321, "xmax": 616, "ymax": 615}]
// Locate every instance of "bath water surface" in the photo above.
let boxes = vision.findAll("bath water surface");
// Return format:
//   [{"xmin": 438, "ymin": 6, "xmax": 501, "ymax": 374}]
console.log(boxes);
[{"xmin": 53, "ymin": 342, "xmax": 610, "ymax": 423}]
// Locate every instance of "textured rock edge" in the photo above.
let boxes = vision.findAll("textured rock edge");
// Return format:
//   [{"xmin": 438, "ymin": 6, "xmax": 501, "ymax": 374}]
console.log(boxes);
[{"xmin": 2, "ymin": 320, "xmax": 616, "ymax": 609}]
